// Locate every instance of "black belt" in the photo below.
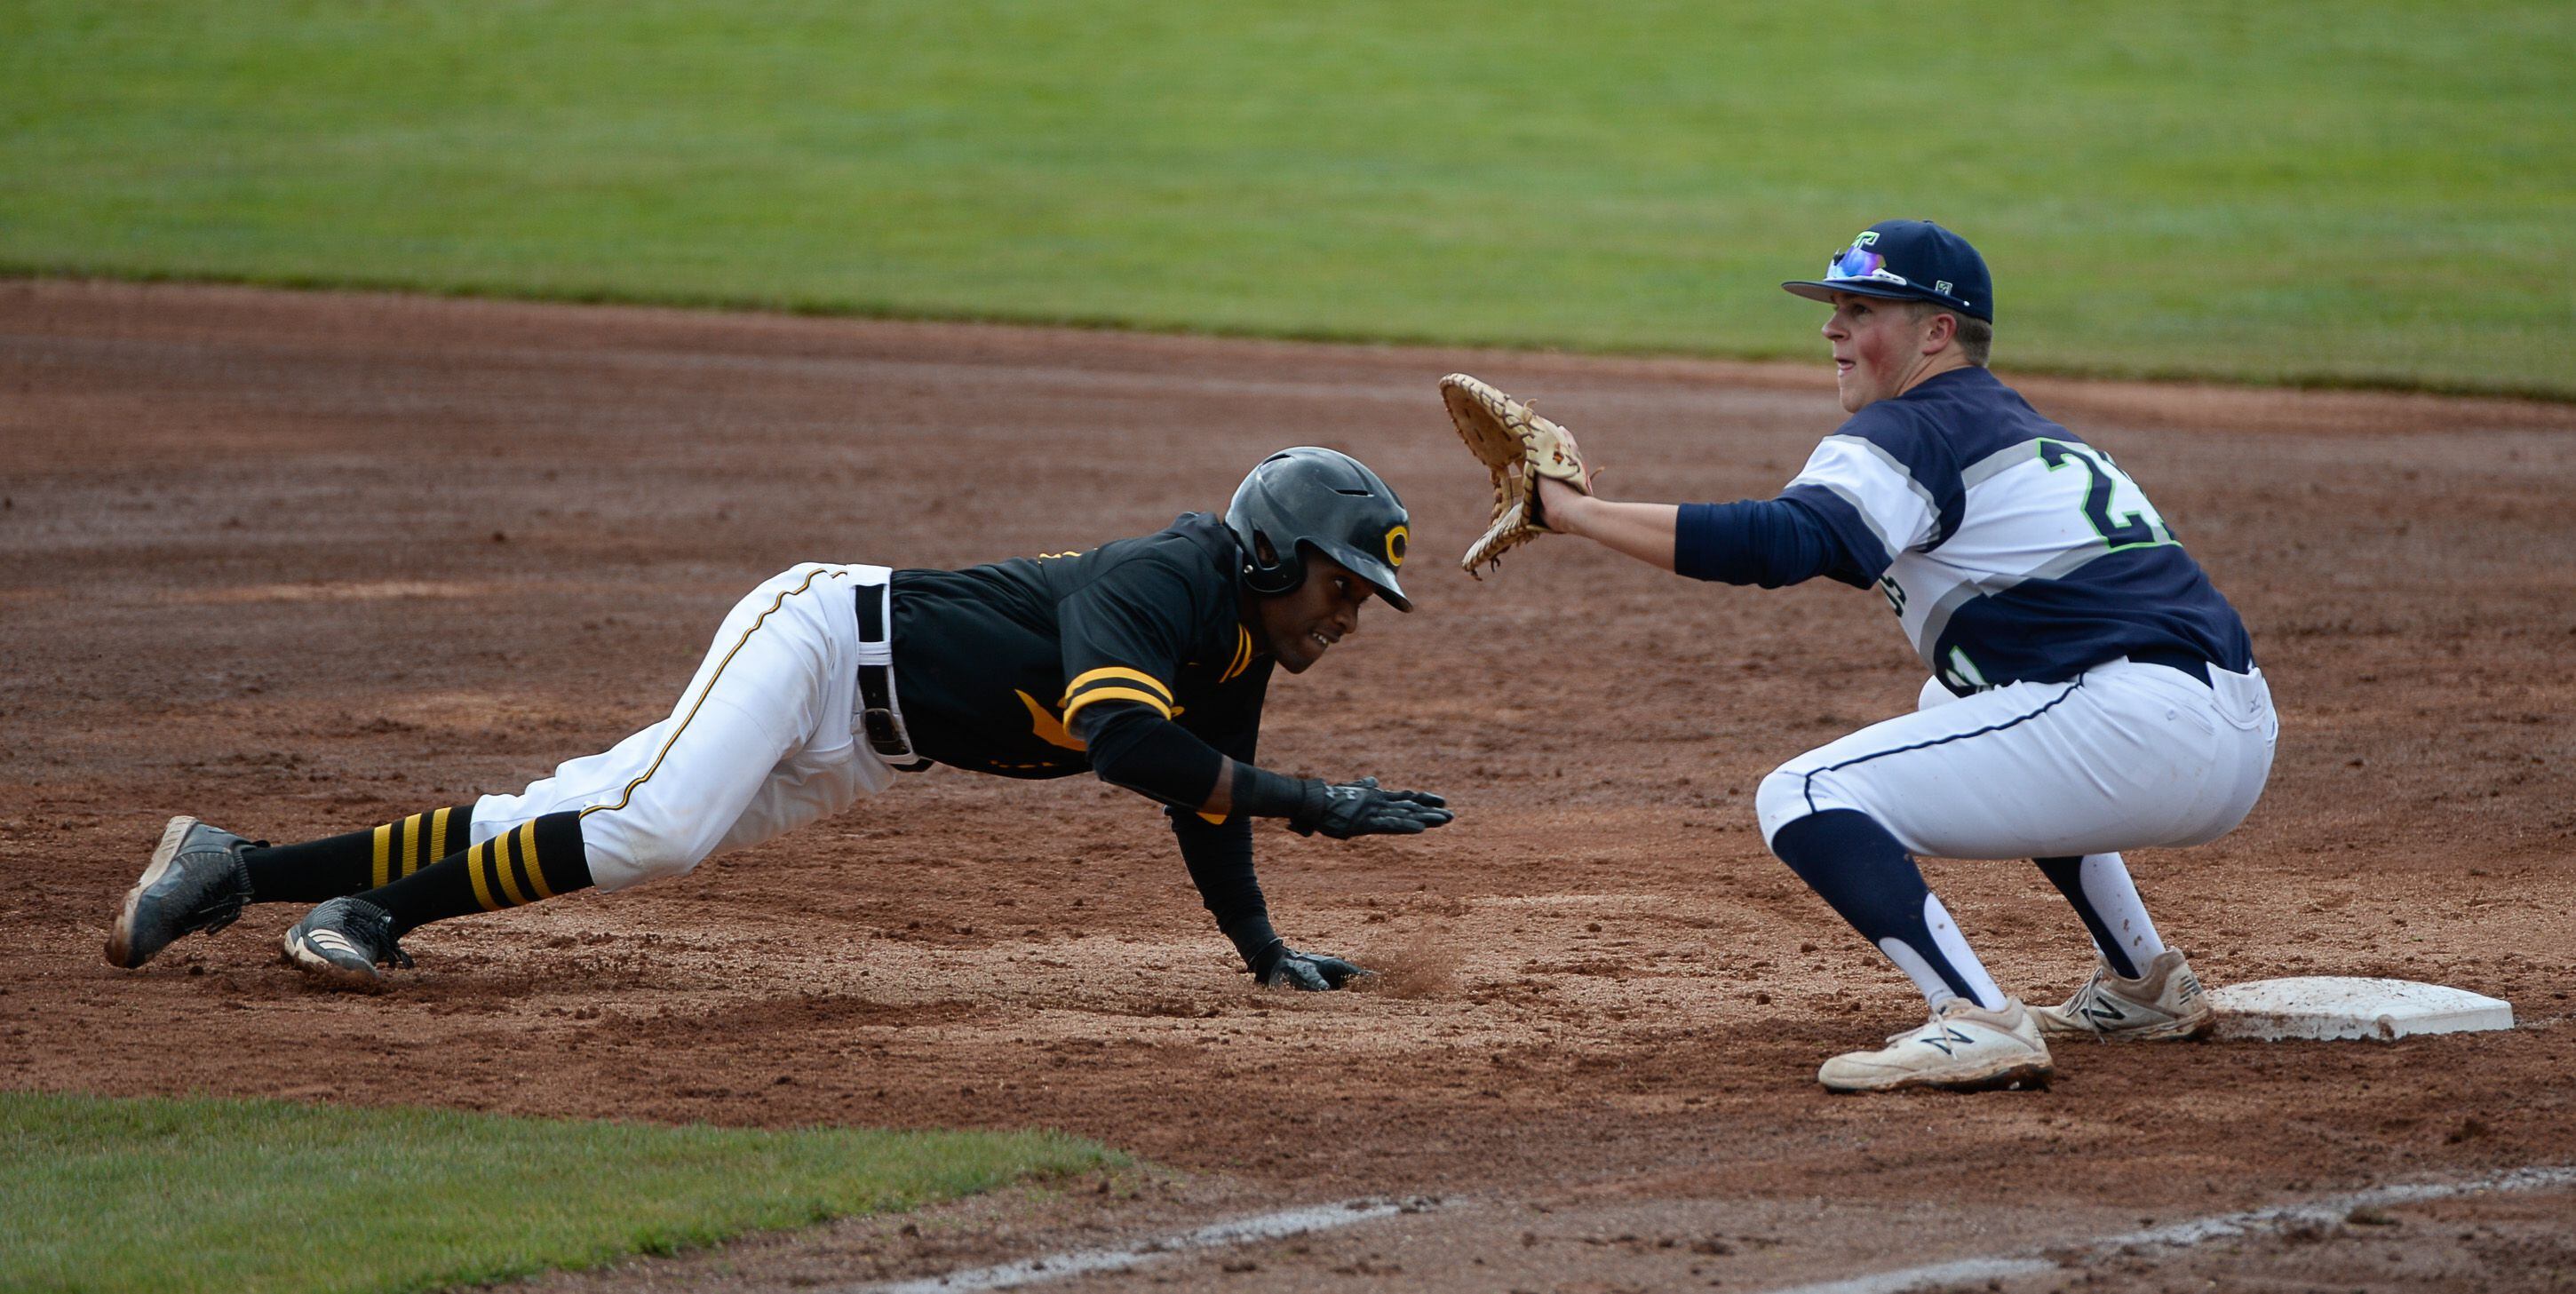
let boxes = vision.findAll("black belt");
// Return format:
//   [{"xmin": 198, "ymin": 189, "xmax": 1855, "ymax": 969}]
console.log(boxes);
[
  {"xmin": 855, "ymin": 582, "xmax": 932, "ymax": 772},
  {"xmin": 2129, "ymin": 647, "xmax": 2212, "ymax": 687}
]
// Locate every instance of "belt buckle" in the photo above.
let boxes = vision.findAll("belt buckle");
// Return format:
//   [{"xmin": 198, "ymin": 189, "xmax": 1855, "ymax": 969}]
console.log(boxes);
[
  {"xmin": 862, "ymin": 708, "xmax": 932, "ymax": 772},
  {"xmin": 862, "ymin": 707, "xmax": 906, "ymax": 755}
]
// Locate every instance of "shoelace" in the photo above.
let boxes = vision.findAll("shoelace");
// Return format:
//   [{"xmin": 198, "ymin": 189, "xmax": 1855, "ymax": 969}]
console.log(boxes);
[
  {"xmin": 2060, "ymin": 971, "xmax": 2139, "ymax": 1037},
  {"xmin": 181, "ymin": 844, "xmax": 262, "ymax": 936},
  {"xmin": 341, "ymin": 901, "xmax": 417, "ymax": 969},
  {"xmin": 1887, "ymin": 1008, "xmax": 1970, "ymax": 1046}
]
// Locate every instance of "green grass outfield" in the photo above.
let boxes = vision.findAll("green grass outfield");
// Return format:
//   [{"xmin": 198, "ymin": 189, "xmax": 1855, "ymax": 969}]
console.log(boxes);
[
  {"xmin": 0, "ymin": 1092, "xmax": 1117, "ymax": 1294},
  {"xmin": 3, "ymin": 1, "xmax": 2570, "ymax": 396}
]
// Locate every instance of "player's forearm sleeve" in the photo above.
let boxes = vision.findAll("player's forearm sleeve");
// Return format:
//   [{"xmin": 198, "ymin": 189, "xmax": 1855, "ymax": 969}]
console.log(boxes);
[
  {"xmin": 1673, "ymin": 497, "xmax": 1843, "ymax": 587},
  {"xmin": 1226, "ymin": 762, "xmax": 1315, "ymax": 821},
  {"xmin": 1080, "ymin": 704, "xmax": 1228, "ymax": 810},
  {"xmin": 1165, "ymin": 811, "xmax": 1279, "ymax": 967},
  {"xmin": 1082, "ymin": 702, "xmax": 1324, "ymax": 826}
]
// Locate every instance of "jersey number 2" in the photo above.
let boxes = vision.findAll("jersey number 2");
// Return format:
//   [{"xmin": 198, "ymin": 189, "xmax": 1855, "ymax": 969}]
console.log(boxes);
[{"xmin": 2039, "ymin": 441, "xmax": 2173, "ymax": 552}]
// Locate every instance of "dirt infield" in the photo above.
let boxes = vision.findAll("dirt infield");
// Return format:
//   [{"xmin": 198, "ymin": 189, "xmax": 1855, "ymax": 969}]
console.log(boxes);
[{"xmin": 4, "ymin": 280, "xmax": 2573, "ymax": 1290}]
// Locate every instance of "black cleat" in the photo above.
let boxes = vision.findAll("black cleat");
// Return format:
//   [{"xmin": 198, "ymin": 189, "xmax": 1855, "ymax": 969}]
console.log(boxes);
[
  {"xmin": 282, "ymin": 897, "xmax": 413, "ymax": 991},
  {"xmin": 106, "ymin": 815, "xmax": 258, "ymax": 969}
]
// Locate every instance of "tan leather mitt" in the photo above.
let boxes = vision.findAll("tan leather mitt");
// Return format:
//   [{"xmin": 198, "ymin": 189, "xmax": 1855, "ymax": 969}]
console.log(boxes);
[{"xmin": 1440, "ymin": 373, "xmax": 1594, "ymax": 574}]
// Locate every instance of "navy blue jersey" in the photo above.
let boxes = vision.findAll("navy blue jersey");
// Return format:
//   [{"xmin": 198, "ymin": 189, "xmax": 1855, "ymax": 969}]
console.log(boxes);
[{"xmin": 1772, "ymin": 368, "xmax": 2252, "ymax": 694}]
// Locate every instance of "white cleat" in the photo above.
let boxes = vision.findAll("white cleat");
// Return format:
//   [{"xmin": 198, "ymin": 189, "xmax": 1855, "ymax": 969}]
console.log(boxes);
[
  {"xmin": 2032, "ymin": 949, "xmax": 2214, "ymax": 1041},
  {"xmin": 1818, "ymin": 997, "xmax": 2055, "ymax": 1093}
]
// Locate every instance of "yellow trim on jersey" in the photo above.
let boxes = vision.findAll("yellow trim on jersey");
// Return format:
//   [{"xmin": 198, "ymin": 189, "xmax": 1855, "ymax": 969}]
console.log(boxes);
[
  {"xmin": 1220, "ymin": 625, "xmax": 1253, "ymax": 683},
  {"xmin": 582, "ymin": 566, "xmax": 839, "ymax": 823},
  {"xmin": 1196, "ymin": 809, "xmax": 1227, "ymax": 826},
  {"xmin": 1062, "ymin": 666, "xmax": 1173, "ymax": 706},
  {"xmin": 515, "ymin": 821, "xmax": 555, "ymax": 901},
  {"xmin": 467, "ymin": 838, "xmax": 499, "ymax": 911},
  {"xmin": 1061, "ymin": 687, "xmax": 1173, "ymax": 726},
  {"xmin": 1017, "ymin": 690, "xmax": 1087, "ymax": 750},
  {"xmin": 491, "ymin": 830, "xmax": 529, "ymax": 907},
  {"xmin": 426, "ymin": 806, "xmax": 452, "ymax": 871},
  {"xmin": 370, "ymin": 824, "xmax": 393, "ymax": 889}
]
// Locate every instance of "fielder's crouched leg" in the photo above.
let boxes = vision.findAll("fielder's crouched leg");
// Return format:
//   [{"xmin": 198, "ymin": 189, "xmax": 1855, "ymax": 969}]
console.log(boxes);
[{"xmin": 1752, "ymin": 704, "xmax": 2055, "ymax": 1092}]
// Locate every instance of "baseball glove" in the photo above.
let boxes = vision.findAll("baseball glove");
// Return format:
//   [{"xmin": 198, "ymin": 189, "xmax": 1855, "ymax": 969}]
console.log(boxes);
[{"xmin": 1440, "ymin": 373, "xmax": 1594, "ymax": 574}]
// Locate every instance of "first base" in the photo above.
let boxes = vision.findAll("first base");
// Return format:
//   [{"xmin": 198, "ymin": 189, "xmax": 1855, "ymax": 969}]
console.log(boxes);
[{"xmin": 2207, "ymin": 977, "xmax": 2514, "ymax": 1042}]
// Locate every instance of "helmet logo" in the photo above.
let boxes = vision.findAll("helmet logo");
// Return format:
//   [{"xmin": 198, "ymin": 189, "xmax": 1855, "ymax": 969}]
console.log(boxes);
[{"xmin": 1384, "ymin": 525, "xmax": 1409, "ymax": 568}]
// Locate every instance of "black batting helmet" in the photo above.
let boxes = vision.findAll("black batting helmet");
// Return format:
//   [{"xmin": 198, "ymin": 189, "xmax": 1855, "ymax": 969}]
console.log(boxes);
[{"xmin": 1226, "ymin": 447, "xmax": 1412, "ymax": 612}]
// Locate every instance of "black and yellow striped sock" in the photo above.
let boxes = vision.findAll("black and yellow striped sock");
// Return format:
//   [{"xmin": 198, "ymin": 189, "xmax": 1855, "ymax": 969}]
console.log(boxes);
[
  {"xmin": 242, "ymin": 806, "xmax": 475, "ymax": 902},
  {"xmin": 363, "ymin": 812, "xmax": 593, "ymax": 935}
]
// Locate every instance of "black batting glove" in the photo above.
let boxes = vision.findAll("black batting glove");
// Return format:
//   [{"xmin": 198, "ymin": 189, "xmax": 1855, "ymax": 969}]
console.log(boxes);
[
  {"xmin": 1287, "ymin": 777, "xmax": 1454, "ymax": 839},
  {"xmin": 1251, "ymin": 939, "xmax": 1371, "ymax": 991}
]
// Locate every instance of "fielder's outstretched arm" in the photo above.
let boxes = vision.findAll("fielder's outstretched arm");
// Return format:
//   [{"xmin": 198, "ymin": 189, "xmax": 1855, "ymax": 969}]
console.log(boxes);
[
  {"xmin": 1538, "ymin": 479, "xmax": 1678, "ymax": 570},
  {"xmin": 1538, "ymin": 475, "xmax": 1847, "ymax": 589}
]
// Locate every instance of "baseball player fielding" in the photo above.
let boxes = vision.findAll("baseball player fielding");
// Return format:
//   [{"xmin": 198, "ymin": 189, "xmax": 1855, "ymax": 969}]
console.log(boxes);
[{"xmin": 1483, "ymin": 218, "xmax": 2275, "ymax": 1092}]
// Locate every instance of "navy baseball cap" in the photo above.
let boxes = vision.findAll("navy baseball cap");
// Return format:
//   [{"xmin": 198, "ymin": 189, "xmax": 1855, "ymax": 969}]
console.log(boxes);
[{"xmin": 1782, "ymin": 219, "xmax": 1993, "ymax": 322}]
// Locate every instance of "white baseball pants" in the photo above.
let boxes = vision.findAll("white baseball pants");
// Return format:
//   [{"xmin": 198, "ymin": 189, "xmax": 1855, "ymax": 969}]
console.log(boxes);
[
  {"xmin": 469, "ymin": 563, "xmax": 901, "ymax": 891},
  {"xmin": 1755, "ymin": 657, "xmax": 2277, "ymax": 860}
]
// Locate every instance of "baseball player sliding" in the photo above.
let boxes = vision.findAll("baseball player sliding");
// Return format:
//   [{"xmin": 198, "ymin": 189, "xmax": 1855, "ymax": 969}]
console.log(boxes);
[
  {"xmin": 1451, "ymin": 220, "xmax": 2276, "ymax": 1092},
  {"xmin": 107, "ymin": 448, "xmax": 1451, "ymax": 991}
]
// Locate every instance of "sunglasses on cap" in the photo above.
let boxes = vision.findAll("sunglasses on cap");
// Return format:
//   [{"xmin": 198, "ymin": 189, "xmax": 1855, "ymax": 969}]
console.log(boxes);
[{"xmin": 1824, "ymin": 243, "xmax": 1909, "ymax": 287}]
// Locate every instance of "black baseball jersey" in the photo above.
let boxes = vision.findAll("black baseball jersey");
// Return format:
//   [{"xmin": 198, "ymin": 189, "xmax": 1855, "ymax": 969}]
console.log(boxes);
[{"xmin": 889, "ymin": 512, "xmax": 1273, "ymax": 779}]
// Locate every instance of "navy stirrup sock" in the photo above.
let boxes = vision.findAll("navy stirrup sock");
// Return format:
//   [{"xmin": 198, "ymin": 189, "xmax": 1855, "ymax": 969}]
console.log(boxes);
[
  {"xmin": 2034, "ymin": 854, "xmax": 2155, "ymax": 980},
  {"xmin": 1770, "ymin": 808, "xmax": 2002, "ymax": 1010}
]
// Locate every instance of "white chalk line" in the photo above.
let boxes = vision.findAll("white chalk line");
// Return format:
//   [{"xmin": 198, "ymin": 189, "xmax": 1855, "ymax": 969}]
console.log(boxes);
[
  {"xmin": 845, "ymin": 1196, "xmax": 1434, "ymax": 1293},
  {"xmin": 1757, "ymin": 1163, "xmax": 2576, "ymax": 1294},
  {"xmin": 836, "ymin": 1165, "xmax": 2576, "ymax": 1294}
]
